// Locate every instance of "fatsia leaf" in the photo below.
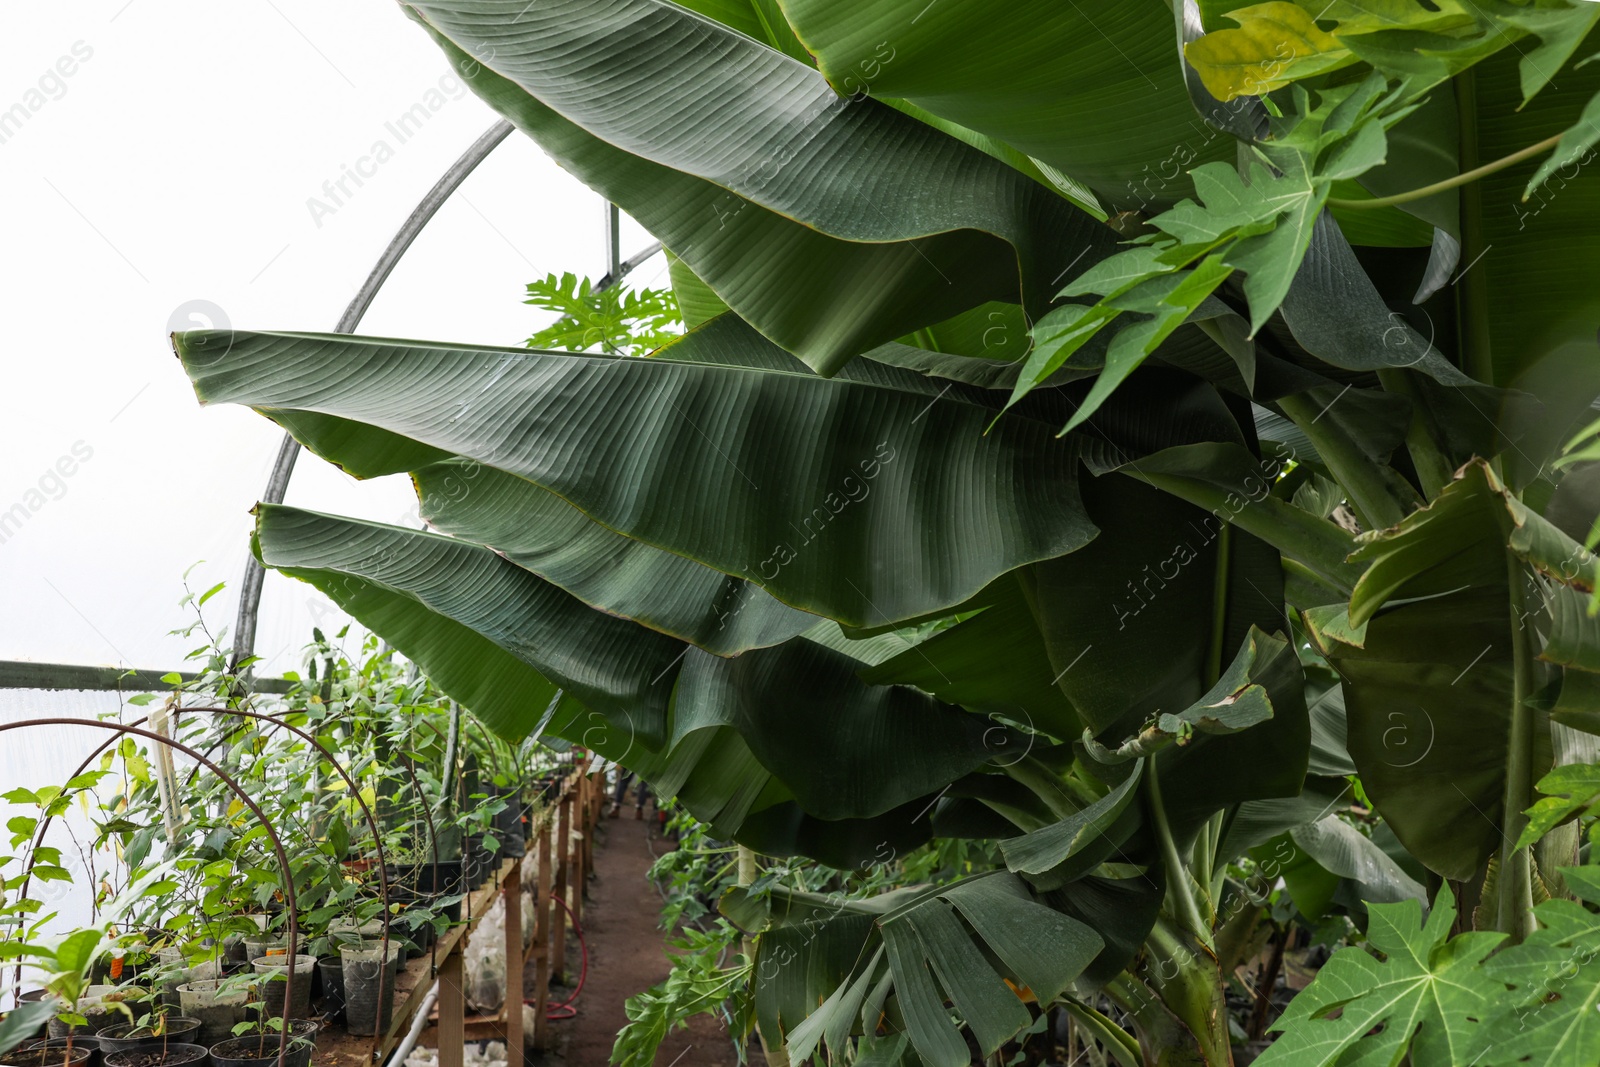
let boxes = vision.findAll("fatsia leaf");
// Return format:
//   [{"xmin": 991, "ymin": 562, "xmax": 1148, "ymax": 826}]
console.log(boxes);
[
  {"xmin": 1256, "ymin": 886, "xmax": 1506, "ymax": 1067},
  {"xmin": 174, "ymin": 316, "xmax": 1096, "ymax": 628},
  {"xmin": 404, "ymin": 0, "xmax": 1112, "ymax": 375}
]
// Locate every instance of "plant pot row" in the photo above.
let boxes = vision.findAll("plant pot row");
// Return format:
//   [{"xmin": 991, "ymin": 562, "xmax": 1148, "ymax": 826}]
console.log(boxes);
[{"xmin": 8, "ymin": 1023, "xmax": 318, "ymax": 1067}]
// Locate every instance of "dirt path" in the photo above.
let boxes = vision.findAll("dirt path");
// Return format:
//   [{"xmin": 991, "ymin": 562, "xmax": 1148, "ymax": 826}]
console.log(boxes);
[{"xmin": 535, "ymin": 810, "xmax": 742, "ymax": 1066}]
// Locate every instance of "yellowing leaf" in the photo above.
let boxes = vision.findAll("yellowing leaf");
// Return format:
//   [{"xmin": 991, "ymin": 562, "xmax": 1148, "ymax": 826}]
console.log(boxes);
[{"xmin": 1186, "ymin": 2, "xmax": 1355, "ymax": 101}]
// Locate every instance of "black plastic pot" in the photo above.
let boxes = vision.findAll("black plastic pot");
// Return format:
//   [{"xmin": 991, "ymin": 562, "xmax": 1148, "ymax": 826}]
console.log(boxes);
[
  {"xmin": 16, "ymin": 991, "xmax": 51, "ymax": 1041},
  {"xmin": 95, "ymin": 1020, "xmax": 201, "ymax": 1058},
  {"xmin": 314, "ymin": 958, "xmax": 345, "ymax": 1024},
  {"xmin": 5, "ymin": 1044, "xmax": 93, "ymax": 1067},
  {"xmin": 489, "ymin": 787, "xmax": 525, "ymax": 859},
  {"xmin": 385, "ymin": 861, "xmax": 464, "ymax": 924},
  {"xmin": 100, "ymin": 1043, "xmax": 208, "ymax": 1067},
  {"xmin": 208, "ymin": 1037, "xmax": 311, "ymax": 1067},
  {"xmin": 22, "ymin": 1039, "xmax": 97, "ymax": 1067}
]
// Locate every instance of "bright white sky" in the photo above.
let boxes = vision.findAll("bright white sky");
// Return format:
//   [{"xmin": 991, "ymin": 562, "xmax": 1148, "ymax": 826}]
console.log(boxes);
[{"xmin": 1, "ymin": 0, "xmax": 662, "ymax": 679}]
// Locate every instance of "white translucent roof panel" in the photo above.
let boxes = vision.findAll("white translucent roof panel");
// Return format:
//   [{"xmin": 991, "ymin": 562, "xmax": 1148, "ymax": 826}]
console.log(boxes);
[{"xmin": 1, "ymin": 2, "xmax": 663, "ymax": 676}]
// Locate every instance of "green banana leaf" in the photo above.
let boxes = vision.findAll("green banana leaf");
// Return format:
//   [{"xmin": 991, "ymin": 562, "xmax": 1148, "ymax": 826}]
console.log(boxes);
[
  {"xmin": 174, "ymin": 317, "xmax": 1097, "ymax": 628},
  {"xmin": 404, "ymin": 0, "xmax": 1115, "ymax": 375}
]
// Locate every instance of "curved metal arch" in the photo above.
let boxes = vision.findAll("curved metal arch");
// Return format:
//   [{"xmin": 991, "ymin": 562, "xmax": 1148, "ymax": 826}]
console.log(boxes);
[{"xmin": 0, "ymin": 719, "xmax": 301, "ymax": 1062}]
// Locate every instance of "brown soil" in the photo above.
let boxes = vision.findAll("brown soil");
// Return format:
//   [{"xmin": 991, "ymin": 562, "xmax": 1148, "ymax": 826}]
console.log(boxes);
[{"xmin": 535, "ymin": 811, "xmax": 742, "ymax": 1067}]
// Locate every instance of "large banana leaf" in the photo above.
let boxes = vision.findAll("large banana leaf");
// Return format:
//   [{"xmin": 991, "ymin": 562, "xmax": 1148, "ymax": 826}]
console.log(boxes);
[
  {"xmin": 732, "ymin": 872, "xmax": 1103, "ymax": 1067},
  {"xmin": 1470, "ymin": 32, "xmax": 1600, "ymax": 393},
  {"xmin": 1303, "ymin": 461, "xmax": 1600, "ymax": 879},
  {"xmin": 254, "ymin": 505, "xmax": 1001, "ymax": 862},
  {"xmin": 413, "ymin": 459, "xmax": 818, "ymax": 655},
  {"xmin": 404, "ymin": 0, "xmax": 1116, "ymax": 375},
  {"xmin": 174, "ymin": 317, "xmax": 1096, "ymax": 628},
  {"xmin": 773, "ymin": 0, "xmax": 1234, "ymax": 200},
  {"xmin": 252, "ymin": 504, "xmax": 686, "ymax": 744}
]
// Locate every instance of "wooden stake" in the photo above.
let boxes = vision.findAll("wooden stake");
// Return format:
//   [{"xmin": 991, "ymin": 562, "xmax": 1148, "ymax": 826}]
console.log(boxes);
[{"xmin": 533, "ymin": 821, "xmax": 553, "ymax": 1050}]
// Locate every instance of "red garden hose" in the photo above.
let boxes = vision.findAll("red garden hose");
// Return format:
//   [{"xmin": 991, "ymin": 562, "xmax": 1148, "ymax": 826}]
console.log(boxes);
[{"xmin": 529, "ymin": 893, "xmax": 588, "ymax": 1020}]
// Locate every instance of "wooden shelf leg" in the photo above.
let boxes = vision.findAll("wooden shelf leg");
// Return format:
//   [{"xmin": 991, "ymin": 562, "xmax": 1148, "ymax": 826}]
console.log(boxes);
[
  {"xmin": 552, "ymin": 787, "xmax": 572, "ymax": 983},
  {"xmin": 533, "ymin": 822, "xmax": 553, "ymax": 1051},
  {"xmin": 504, "ymin": 860, "xmax": 524, "ymax": 1066},
  {"xmin": 440, "ymin": 945, "xmax": 465, "ymax": 1067}
]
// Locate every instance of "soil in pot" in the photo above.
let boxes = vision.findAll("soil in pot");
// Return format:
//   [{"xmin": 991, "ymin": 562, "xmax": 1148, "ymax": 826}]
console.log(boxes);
[
  {"xmin": 249, "ymin": 956, "xmax": 313, "ymax": 1020},
  {"xmin": 95, "ymin": 1019, "xmax": 201, "ymax": 1057},
  {"xmin": 313, "ymin": 959, "xmax": 344, "ymax": 1025},
  {"xmin": 175, "ymin": 983, "xmax": 248, "ymax": 1050},
  {"xmin": 23, "ymin": 1039, "xmax": 97, "ymax": 1067},
  {"xmin": 339, "ymin": 941, "xmax": 399, "ymax": 1036},
  {"xmin": 4, "ymin": 1044, "xmax": 93, "ymax": 1067},
  {"xmin": 208, "ymin": 1037, "xmax": 312, "ymax": 1067},
  {"xmin": 100, "ymin": 1044, "xmax": 208, "ymax": 1067}
]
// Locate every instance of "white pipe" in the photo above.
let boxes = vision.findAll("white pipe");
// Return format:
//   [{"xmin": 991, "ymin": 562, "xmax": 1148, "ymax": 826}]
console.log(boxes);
[{"xmin": 384, "ymin": 980, "xmax": 440, "ymax": 1067}]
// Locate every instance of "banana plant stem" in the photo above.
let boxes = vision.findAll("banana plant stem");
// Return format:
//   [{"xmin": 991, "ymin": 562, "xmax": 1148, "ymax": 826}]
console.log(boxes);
[
  {"xmin": 1328, "ymin": 130, "xmax": 1563, "ymax": 210},
  {"xmin": 1498, "ymin": 559, "xmax": 1538, "ymax": 942},
  {"xmin": 1147, "ymin": 767, "xmax": 1211, "ymax": 944}
]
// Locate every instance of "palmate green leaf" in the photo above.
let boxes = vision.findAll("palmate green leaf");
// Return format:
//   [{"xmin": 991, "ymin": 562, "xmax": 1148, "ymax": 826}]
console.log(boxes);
[
  {"xmin": 773, "ymin": 0, "xmax": 1233, "ymax": 202},
  {"xmin": 1185, "ymin": 2, "xmax": 1358, "ymax": 102},
  {"xmin": 175, "ymin": 317, "xmax": 1095, "ymax": 629},
  {"xmin": 1478, "ymin": 868, "xmax": 1600, "ymax": 1067},
  {"xmin": 413, "ymin": 459, "xmax": 817, "ymax": 656},
  {"xmin": 1518, "ymin": 762, "xmax": 1600, "ymax": 849},
  {"xmin": 405, "ymin": 0, "xmax": 1113, "ymax": 376},
  {"xmin": 1256, "ymin": 886, "xmax": 1506, "ymax": 1067},
  {"xmin": 1526, "ymin": 84, "xmax": 1600, "ymax": 197}
]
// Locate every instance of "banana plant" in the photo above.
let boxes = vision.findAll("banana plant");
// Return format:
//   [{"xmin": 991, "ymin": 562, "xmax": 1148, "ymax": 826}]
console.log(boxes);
[{"xmin": 171, "ymin": 0, "xmax": 1600, "ymax": 1062}]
